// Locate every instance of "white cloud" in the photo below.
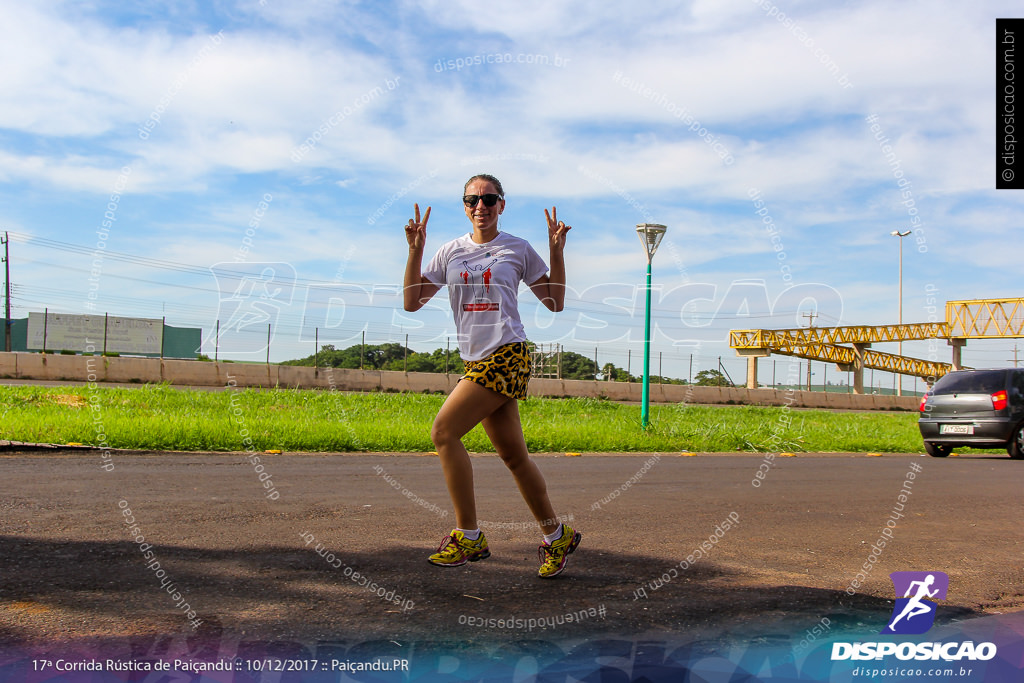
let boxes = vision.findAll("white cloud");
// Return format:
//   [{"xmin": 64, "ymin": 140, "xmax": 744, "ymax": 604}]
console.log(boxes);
[{"xmin": 4, "ymin": 0, "xmax": 1024, "ymax": 368}]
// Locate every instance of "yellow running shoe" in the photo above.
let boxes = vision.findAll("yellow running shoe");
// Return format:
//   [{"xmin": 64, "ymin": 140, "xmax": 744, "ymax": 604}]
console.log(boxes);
[
  {"xmin": 427, "ymin": 529, "xmax": 490, "ymax": 567},
  {"xmin": 537, "ymin": 525, "xmax": 582, "ymax": 578}
]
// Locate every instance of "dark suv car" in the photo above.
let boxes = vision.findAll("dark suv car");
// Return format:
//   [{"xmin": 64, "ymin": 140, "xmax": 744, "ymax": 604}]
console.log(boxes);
[{"xmin": 919, "ymin": 368, "xmax": 1024, "ymax": 458}]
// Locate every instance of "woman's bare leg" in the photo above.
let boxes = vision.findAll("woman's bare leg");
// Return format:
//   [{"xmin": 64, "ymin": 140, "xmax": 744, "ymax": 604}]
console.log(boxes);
[
  {"xmin": 430, "ymin": 380, "xmax": 510, "ymax": 530},
  {"xmin": 481, "ymin": 399, "xmax": 559, "ymax": 535}
]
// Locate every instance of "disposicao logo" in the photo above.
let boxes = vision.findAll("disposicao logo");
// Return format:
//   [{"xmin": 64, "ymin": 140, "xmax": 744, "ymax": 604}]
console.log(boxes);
[
  {"xmin": 831, "ymin": 570, "xmax": 997, "ymax": 663},
  {"xmin": 882, "ymin": 571, "xmax": 948, "ymax": 635}
]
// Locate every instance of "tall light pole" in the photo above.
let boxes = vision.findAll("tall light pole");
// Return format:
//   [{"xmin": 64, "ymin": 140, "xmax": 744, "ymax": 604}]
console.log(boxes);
[
  {"xmin": 1, "ymin": 231, "xmax": 10, "ymax": 353},
  {"xmin": 891, "ymin": 229, "xmax": 910, "ymax": 396},
  {"xmin": 636, "ymin": 223, "xmax": 667, "ymax": 430}
]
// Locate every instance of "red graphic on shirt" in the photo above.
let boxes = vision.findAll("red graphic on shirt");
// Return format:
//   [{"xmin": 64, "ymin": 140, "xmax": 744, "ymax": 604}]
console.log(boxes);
[{"xmin": 459, "ymin": 257, "xmax": 500, "ymax": 313}]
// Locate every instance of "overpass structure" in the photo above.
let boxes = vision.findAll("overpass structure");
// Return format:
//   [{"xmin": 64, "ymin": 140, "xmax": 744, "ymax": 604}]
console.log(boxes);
[{"xmin": 730, "ymin": 298, "xmax": 1024, "ymax": 394}]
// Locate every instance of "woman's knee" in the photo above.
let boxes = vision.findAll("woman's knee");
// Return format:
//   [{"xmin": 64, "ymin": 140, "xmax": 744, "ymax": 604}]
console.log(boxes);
[
  {"xmin": 498, "ymin": 448, "xmax": 530, "ymax": 472},
  {"xmin": 430, "ymin": 420, "xmax": 447, "ymax": 447},
  {"xmin": 431, "ymin": 416, "xmax": 461, "ymax": 447}
]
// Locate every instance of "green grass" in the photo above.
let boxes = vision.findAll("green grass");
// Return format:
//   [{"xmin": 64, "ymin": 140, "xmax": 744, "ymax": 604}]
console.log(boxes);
[{"xmin": 0, "ymin": 384, "xmax": 930, "ymax": 453}]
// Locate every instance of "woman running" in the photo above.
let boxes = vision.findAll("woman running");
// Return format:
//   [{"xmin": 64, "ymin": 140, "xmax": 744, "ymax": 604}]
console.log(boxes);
[{"xmin": 402, "ymin": 173, "xmax": 581, "ymax": 578}]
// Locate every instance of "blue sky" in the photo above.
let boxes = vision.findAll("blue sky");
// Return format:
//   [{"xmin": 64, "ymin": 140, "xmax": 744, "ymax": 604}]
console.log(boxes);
[{"xmin": 2, "ymin": 0, "xmax": 1022, "ymax": 386}]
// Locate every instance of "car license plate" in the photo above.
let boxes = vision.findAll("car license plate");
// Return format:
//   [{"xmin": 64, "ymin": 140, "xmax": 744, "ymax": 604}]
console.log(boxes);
[{"xmin": 940, "ymin": 424, "xmax": 974, "ymax": 435}]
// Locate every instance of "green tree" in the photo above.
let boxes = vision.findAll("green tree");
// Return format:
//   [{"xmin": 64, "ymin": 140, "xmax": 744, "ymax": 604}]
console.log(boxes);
[
  {"xmin": 694, "ymin": 369, "xmax": 732, "ymax": 387},
  {"xmin": 281, "ymin": 343, "xmax": 694, "ymax": 383},
  {"xmin": 599, "ymin": 363, "xmax": 638, "ymax": 382},
  {"xmin": 282, "ymin": 343, "xmax": 467, "ymax": 374},
  {"xmin": 382, "ymin": 347, "xmax": 464, "ymax": 374},
  {"xmin": 363, "ymin": 342, "xmax": 407, "ymax": 369},
  {"xmin": 283, "ymin": 344, "xmax": 378, "ymax": 369},
  {"xmin": 559, "ymin": 351, "xmax": 597, "ymax": 380}
]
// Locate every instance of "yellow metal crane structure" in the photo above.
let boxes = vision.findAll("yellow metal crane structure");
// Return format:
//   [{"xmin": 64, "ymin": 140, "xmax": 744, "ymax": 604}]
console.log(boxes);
[{"xmin": 730, "ymin": 298, "xmax": 1024, "ymax": 394}]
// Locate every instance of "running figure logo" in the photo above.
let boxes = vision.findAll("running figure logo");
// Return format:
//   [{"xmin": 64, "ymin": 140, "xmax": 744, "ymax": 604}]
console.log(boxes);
[{"xmin": 881, "ymin": 571, "xmax": 949, "ymax": 635}]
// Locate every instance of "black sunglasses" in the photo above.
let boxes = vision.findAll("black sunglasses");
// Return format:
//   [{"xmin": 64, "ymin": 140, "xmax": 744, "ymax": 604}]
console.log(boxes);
[{"xmin": 462, "ymin": 194, "xmax": 503, "ymax": 208}]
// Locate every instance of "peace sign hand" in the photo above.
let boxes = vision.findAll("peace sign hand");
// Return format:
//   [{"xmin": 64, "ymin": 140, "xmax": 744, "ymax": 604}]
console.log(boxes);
[
  {"xmin": 544, "ymin": 206, "xmax": 571, "ymax": 253},
  {"xmin": 405, "ymin": 203, "xmax": 431, "ymax": 250}
]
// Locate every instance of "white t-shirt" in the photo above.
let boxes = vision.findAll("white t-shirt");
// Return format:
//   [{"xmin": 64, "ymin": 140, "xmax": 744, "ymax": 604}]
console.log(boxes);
[{"xmin": 422, "ymin": 232, "xmax": 549, "ymax": 361}]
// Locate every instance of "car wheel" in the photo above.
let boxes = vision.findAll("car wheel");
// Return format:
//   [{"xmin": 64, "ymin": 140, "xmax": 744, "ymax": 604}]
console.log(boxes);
[
  {"xmin": 1007, "ymin": 425, "xmax": 1024, "ymax": 459},
  {"xmin": 924, "ymin": 442, "xmax": 951, "ymax": 458}
]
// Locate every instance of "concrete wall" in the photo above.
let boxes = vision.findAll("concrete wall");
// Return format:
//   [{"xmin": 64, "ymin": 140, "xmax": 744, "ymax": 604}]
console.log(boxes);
[
  {"xmin": 0, "ymin": 352, "xmax": 918, "ymax": 411},
  {"xmin": 526, "ymin": 377, "xmax": 917, "ymax": 410}
]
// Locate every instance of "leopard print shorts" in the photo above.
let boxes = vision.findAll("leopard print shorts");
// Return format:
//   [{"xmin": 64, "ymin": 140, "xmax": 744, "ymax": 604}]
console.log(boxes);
[{"xmin": 460, "ymin": 342, "xmax": 531, "ymax": 400}]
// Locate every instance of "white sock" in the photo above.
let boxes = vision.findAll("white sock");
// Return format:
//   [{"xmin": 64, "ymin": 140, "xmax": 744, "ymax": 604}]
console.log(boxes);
[
  {"xmin": 543, "ymin": 524, "xmax": 563, "ymax": 545},
  {"xmin": 457, "ymin": 528, "xmax": 481, "ymax": 541}
]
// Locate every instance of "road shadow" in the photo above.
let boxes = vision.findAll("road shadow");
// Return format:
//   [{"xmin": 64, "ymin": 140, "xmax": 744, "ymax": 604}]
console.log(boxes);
[{"xmin": 0, "ymin": 534, "xmax": 984, "ymax": 649}]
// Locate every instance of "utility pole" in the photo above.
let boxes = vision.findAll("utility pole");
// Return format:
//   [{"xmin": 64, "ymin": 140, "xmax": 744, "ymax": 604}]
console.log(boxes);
[{"xmin": 2, "ymin": 232, "xmax": 10, "ymax": 352}]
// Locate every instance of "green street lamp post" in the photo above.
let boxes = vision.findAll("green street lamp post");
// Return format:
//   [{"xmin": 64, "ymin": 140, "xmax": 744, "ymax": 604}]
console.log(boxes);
[{"xmin": 636, "ymin": 223, "xmax": 667, "ymax": 430}]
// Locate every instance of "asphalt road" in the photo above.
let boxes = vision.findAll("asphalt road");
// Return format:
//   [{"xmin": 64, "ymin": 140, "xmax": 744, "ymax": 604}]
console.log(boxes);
[{"xmin": 1, "ymin": 449, "xmax": 1021, "ymax": 655}]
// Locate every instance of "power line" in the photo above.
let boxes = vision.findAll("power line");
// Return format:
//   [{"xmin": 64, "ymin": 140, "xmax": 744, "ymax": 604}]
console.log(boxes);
[
  {"xmin": 9, "ymin": 230, "xmax": 831, "ymax": 322},
  {"xmin": 4, "ymin": 230, "xmax": 884, "ymax": 374},
  {"xmin": 7, "ymin": 231, "xmax": 387, "ymax": 290}
]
